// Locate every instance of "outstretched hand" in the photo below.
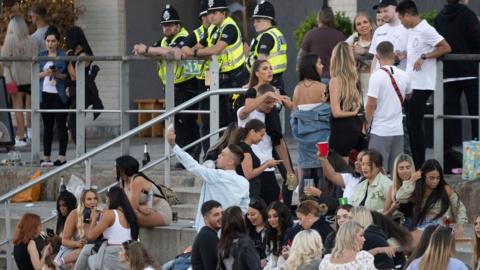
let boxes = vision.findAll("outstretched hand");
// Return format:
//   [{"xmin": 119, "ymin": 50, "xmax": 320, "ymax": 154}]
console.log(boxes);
[{"xmin": 167, "ymin": 127, "xmax": 176, "ymax": 147}]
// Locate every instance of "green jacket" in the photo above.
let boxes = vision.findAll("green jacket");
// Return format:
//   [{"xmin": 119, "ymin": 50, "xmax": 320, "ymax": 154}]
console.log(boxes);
[{"xmin": 350, "ymin": 173, "xmax": 392, "ymax": 213}]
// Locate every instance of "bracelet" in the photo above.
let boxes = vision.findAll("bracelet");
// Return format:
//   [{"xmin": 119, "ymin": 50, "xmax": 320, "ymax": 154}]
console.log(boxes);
[
  {"xmin": 145, "ymin": 46, "xmax": 150, "ymax": 55},
  {"xmin": 193, "ymin": 49, "xmax": 198, "ymax": 57}
]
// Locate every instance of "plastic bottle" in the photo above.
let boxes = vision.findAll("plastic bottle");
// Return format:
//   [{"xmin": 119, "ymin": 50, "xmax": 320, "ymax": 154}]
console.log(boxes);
[
  {"xmin": 142, "ymin": 143, "xmax": 151, "ymax": 167},
  {"xmin": 147, "ymin": 189, "xmax": 154, "ymax": 208}
]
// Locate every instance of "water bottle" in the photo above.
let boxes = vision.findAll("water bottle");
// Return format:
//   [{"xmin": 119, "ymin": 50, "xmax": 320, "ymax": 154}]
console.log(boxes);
[
  {"xmin": 59, "ymin": 175, "xmax": 66, "ymax": 193},
  {"xmin": 142, "ymin": 143, "xmax": 151, "ymax": 167},
  {"xmin": 147, "ymin": 189, "xmax": 154, "ymax": 208}
]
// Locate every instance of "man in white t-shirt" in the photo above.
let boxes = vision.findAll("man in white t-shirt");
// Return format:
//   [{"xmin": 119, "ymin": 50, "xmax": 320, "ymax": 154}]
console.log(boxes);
[
  {"xmin": 370, "ymin": 0, "xmax": 409, "ymax": 71},
  {"xmin": 366, "ymin": 41, "xmax": 412, "ymax": 173},
  {"xmin": 397, "ymin": 0, "xmax": 451, "ymax": 169},
  {"xmin": 237, "ymin": 84, "xmax": 280, "ymax": 205}
]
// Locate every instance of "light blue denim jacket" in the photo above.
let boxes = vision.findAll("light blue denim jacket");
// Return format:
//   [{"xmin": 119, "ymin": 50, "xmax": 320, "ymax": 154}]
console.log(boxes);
[{"xmin": 290, "ymin": 103, "xmax": 331, "ymax": 169}]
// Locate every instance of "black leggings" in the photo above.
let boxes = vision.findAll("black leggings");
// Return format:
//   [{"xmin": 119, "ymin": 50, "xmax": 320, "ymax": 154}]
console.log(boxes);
[{"xmin": 41, "ymin": 92, "xmax": 68, "ymax": 157}]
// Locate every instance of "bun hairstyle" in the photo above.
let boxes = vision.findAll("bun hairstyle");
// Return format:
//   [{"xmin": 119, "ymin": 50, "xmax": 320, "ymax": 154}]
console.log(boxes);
[
  {"xmin": 44, "ymin": 25, "xmax": 60, "ymax": 41},
  {"xmin": 230, "ymin": 119, "xmax": 266, "ymax": 144}
]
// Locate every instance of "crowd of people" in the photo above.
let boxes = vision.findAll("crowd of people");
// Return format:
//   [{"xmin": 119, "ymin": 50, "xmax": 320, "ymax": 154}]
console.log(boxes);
[
  {"xmin": 1, "ymin": 4, "xmax": 103, "ymax": 163},
  {"xmin": 5, "ymin": 0, "xmax": 480, "ymax": 269}
]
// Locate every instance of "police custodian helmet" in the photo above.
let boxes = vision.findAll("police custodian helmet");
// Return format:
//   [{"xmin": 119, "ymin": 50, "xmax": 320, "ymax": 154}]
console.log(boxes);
[
  {"xmin": 160, "ymin": 4, "xmax": 181, "ymax": 24},
  {"xmin": 252, "ymin": 1, "xmax": 276, "ymax": 23},
  {"xmin": 207, "ymin": 0, "xmax": 229, "ymax": 12}
]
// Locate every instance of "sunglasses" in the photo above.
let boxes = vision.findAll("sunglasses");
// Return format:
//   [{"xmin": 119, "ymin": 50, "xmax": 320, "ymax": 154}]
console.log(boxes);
[{"xmin": 83, "ymin": 185, "xmax": 98, "ymax": 191}]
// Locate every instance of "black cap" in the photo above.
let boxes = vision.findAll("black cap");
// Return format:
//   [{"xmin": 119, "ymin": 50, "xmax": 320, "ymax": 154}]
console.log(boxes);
[
  {"xmin": 161, "ymin": 4, "xmax": 181, "ymax": 24},
  {"xmin": 207, "ymin": 0, "xmax": 229, "ymax": 12},
  {"xmin": 373, "ymin": 0, "xmax": 398, "ymax": 10},
  {"xmin": 252, "ymin": 1, "xmax": 275, "ymax": 23},
  {"xmin": 199, "ymin": 0, "xmax": 209, "ymax": 18}
]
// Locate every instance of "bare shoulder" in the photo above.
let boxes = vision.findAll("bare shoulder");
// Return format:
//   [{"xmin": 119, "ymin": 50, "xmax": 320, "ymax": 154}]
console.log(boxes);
[{"xmin": 445, "ymin": 185, "xmax": 455, "ymax": 196}]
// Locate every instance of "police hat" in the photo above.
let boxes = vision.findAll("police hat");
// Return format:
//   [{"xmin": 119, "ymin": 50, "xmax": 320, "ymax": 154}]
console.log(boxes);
[
  {"xmin": 199, "ymin": 0, "xmax": 209, "ymax": 18},
  {"xmin": 252, "ymin": 1, "xmax": 276, "ymax": 23},
  {"xmin": 207, "ymin": 0, "xmax": 229, "ymax": 12},
  {"xmin": 161, "ymin": 4, "xmax": 181, "ymax": 24},
  {"xmin": 373, "ymin": 0, "xmax": 398, "ymax": 10}
]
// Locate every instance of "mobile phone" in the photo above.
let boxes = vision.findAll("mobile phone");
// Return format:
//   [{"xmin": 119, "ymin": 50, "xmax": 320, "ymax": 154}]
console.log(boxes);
[
  {"xmin": 83, "ymin": 208, "xmax": 91, "ymax": 224},
  {"xmin": 46, "ymin": 228, "xmax": 55, "ymax": 237},
  {"xmin": 49, "ymin": 65, "xmax": 57, "ymax": 70}
]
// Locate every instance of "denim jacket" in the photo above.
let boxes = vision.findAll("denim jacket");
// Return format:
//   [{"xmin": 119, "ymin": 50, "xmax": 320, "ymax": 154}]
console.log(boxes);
[
  {"xmin": 38, "ymin": 50, "xmax": 68, "ymax": 104},
  {"xmin": 290, "ymin": 103, "xmax": 331, "ymax": 169},
  {"xmin": 350, "ymin": 173, "xmax": 392, "ymax": 213}
]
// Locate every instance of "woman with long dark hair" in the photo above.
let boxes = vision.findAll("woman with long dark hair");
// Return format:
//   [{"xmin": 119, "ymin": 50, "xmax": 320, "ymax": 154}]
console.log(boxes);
[
  {"xmin": 38, "ymin": 26, "xmax": 68, "ymax": 167},
  {"xmin": 74, "ymin": 186, "xmax": 139, "ymax": 270},
  {"xmin": 118, "ymin": 241, "xmax": 156, "ymax": 270},
  {"xmin": 246, "ymin": 198, "xmax": 268, "ymax": 267},
  {"xmin": 230, "ymin": 119, "xmax": 281, "ymax": 200},
  {"xmin": 217, "ymin": 206, "xmax": 261, "ymax": 270},
  {"xmin": 328, "ymin": 42, "xmax": 361, "ymax": 160},
  {"xmin": 405, "ymin": 159, "xmax": 467, "ymax": 244},
  {"xmin": 56, "ymin": 190, "xmax": 77, "ymax": 235},
  {"xmin": 291, "ymin": 53, "xmax": 331, "ymax": 198},
  {"xmin": 204, "ymin": 122, "xmax": 237, "ymax": 163},
  {"xmin": 115, "ymin": 155, "xmax": 172, "ymax": 227},
  {"xmin": 350, "ymin": 149, "xmax": 391, "ymax": 212},
  {"xmin": 64, "ymin": 26, "xmax": 103, "ymax": 143},
  {"xmin": 406, "ymin": 226, "xmax": 468, "ymax": 270},
  {"xmin": 265, "ymin": 201, "xmax": 293, "ymax": 268}
]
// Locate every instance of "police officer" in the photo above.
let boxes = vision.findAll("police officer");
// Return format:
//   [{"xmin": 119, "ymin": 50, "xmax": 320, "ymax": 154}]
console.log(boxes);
[
  {"xmin": 179, "ymin": 0, "xmax": 216, "ymax": 154},
  {"xmin": 133, "ymin": 5, "xmax": 200, "ymax": 162},
  {"xmin": 246, "ymin": 0, "xmax": 287, "ymax": 94},
  {"xmin": 191, "ymin": 0, "xmax": 248, "ymax": 128}
]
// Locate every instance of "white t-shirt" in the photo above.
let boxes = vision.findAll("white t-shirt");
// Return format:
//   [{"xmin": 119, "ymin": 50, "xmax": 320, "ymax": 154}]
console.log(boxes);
[
  {"xmin": 42, "ymin": 61, "xmax": 58, "ymax": 94},
  {"xmin": 237, "ymin": 106, "xmax": 274, "ymax": 172},
  {"xmin": 406, "ymin": 20, "xmax": 444, "ymax": 91},
  {"xmin": 340, "ymin": 173, "xmax": 361, "ymax": 201},
  {"xmin": 369, "ymin": 22, "xmax": 409, "ymax": 70},
  {"xmin": 367, "ymin": 65, "xmax": 412, "ymax": 136}
]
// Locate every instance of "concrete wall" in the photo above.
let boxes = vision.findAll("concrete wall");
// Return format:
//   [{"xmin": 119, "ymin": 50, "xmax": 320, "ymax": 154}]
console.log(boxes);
[{"xmin": 75, "ymin": 0, "xmax": 126, "ymax": 137}]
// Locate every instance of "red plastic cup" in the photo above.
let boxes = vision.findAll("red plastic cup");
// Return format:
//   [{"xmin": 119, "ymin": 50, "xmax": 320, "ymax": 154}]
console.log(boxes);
[{"xmin": 316, "ymin": 141, "xmax": 329, "ymax": 157}]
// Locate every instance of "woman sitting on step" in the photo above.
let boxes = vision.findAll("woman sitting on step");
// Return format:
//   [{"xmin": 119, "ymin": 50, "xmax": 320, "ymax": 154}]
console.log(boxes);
[
  {"xmin": 73, "ymin": 186, "xmax": 139, "ymax": 270},
  {"xmin": 115, "ymin": 155, "xmax": 172, "ymax": 227},
  {"xmin": 55, "ymin": 188, "xmax": 99, "ymax": 268}
]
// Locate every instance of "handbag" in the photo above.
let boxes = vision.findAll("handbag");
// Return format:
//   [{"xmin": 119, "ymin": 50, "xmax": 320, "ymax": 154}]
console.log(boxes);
[
  {"xmin": 6, "ymin": 68, "xmax": 18, "ymax": 95},
  {"xmin": 462, "ymin": 140, "xmax": 480, "ymax": 180}
]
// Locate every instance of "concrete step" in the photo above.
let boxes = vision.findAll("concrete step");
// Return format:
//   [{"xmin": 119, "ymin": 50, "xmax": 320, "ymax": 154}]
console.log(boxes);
[
  {"xmin": 172, "ymin": 204, "xmax": 197, "ymax": 220},
  {"xmin": 174, "ymin": 187, "xmax": 201, "ymax": 204}
]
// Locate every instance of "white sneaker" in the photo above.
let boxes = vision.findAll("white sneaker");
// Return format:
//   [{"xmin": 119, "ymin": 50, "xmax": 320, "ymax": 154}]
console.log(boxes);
[{"xmin": 15, "ymin": 138, "xmax": 27, "ymax": 148}]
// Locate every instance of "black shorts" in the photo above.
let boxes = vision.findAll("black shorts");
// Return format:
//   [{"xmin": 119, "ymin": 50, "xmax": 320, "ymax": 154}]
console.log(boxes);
[{"xmin": 18, "ymin": 84, "xmax": 31, "ymax": 95}]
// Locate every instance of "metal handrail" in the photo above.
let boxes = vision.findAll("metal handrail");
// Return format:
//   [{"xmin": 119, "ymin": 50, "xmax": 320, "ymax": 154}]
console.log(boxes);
[
  {"xmin": 0, "ymin": 125, "xmax": 227, "ymax": 248},
  {"xmin": 0, "ymin": 88, "xmax": 244, "ymax": 205}
]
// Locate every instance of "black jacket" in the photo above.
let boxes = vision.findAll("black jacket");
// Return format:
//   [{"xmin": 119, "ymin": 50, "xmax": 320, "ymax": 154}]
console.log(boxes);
[
  {"xmin": 434, "ymin": 3, "xmax": 480, "ymax": 78},
  {"xmin": 217, "ymin": 234, "xmax": 261, "ymax": 270},
  {"xmin": 363, "ymin": 224, "xmax": 393, "ymax": 270}
]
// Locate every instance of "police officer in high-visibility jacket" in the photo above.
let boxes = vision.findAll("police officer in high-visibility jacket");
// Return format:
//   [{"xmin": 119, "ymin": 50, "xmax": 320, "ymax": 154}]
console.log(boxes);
[
  {"xmin": 178, "ymin": 0, "xmax": 216, "ymax": 154},
  {"xmin": 192, "ymin": 0, "xmax": 248, "ymax": 128},
  {"xmin": 246, "ymin": 0, "xmax": 287, "ymax": 94},
  {"xmin": 133, "ymin": 5, "xmax": 200, "ymax": 162}
]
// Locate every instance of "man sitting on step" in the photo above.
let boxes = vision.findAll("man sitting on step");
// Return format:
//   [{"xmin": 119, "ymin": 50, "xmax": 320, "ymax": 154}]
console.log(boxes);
[{"xmin": 167, "ymin": 128, "xmax": 250, "ymax": 231}]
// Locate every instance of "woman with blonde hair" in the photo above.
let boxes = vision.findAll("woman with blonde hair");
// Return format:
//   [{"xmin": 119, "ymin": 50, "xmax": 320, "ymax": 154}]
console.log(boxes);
[
  {"xmin": 55, "ymin": 188, "xmax": 98, "ymax": 268},
  {"xmin": 284, "ymin": 229, "xmax": 322, "ymax": 270},
  {"xmin": 345, "ymin": 13, "xmax": 375, "ymax": 103},
  {"xmin": 406, "ymin": 226, "xmax": 468, "ymax": 270},
  {"xmin": 473, "ymin": 214, "xmax": 480, "ymax": 270},
  {"xmin": 328, "ymin": 42, "xmax": 361, "ymax": 160},
  {"xmin": 319, "ymin": 220, "xmax": 375, "ymax": 269},
  {"xmin": 1, "ymin": 15, "xmax": 38, "ymax": 147},
  {"xmin": 384, "ymin": 153, "xmax": 421, "ymax": 230}
]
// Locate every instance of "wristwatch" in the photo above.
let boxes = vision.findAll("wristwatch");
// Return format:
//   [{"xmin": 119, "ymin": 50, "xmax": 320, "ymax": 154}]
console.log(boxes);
[{"xmin": 421, "ymin": 54, "xmax": 427, "ymax": 60}]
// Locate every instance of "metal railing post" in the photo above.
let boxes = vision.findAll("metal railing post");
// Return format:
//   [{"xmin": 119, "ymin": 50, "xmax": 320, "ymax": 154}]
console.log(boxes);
[
  {"xmin": 478, "ymin": 63, "xmax": 480, "ymax": 139},
  {"xmin": 4, "ymin": 201, "xmax": 12, "ymax": 270},
  {"xmin": 30, "ymin": 62, "xmax": 41, "ymax": 163},
  {"xmin": 85, "ymin": 159, "xmax": 91, "ymax": 187},
  {"xmin": 209, "ymin": 57, "xmax": 220, "ymax": 145},
  {"xmin": 164, "ymin": 60, "xmax": 175, "ymax": 188},
  {"xmin": 75, "ymin": 61, "xmax": 86, "ymax": 156},
  {"xmin": 120, "ymin": 61, "xmax": 130, "ymax": 155},
  {"xmin": 434, "ymin": 60, "xmax": 444, "ymax": 166}
]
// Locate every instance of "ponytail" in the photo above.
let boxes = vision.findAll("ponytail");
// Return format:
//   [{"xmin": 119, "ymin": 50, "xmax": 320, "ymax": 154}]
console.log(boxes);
[
  {"xmin": 230, "ymin": 119, "xmax": 266, "ymax": 145},
  {"xmin": 230, "ymin": 127, "xmax": 247, "ymax": 145}
]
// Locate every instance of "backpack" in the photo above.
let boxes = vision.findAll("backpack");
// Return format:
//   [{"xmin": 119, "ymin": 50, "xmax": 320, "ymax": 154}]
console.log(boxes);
[{"xmin": 133, "ymin": 174, "xmax": 180, "ymax": 206}]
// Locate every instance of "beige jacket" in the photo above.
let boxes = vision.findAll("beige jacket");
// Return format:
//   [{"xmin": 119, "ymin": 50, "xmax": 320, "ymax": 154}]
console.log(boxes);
[
  {"xmin": 350, "ymin": 173, "xmax": 392, "ymax": 212},
  {"xmin": 1, "ymin": 35, "xmax": 37, "ymax": 85}
]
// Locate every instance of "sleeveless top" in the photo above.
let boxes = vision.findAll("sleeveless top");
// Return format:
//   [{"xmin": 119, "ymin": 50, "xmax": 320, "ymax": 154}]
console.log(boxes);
[
  {"xmin": 103, "ymin": 210, "xmax": 132, "ymax": 245},
  {"xmin": 14, "ymin": 241, "xmax": 35, "ymax": 270}
]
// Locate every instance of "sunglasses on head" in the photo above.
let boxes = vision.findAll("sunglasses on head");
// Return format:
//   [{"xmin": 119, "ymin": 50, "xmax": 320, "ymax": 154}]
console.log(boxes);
[{"xmin": 83, "ymin": 185, "xmax": 98, "ymax": 191}]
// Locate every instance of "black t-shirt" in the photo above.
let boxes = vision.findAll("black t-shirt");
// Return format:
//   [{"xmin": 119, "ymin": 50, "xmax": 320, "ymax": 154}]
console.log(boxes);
[
  {"xmin": 178, "ymin": 32, "xmax": 197, "ymax": 48},
  {"xmin": 236, "ymin": 142, "xmax": 261, "ymax": 177},
  {"xmin": 248, "ymin": 227, "xmax": 266, "ymax": 259},
  {"xmin": 257, "ymin": 31, "xmax": 275, "ymax": 55},
  {"xmin": 215, "ymin": 24, "xmax": 238, "ymax": 45},
  {"xmin": 191, "ymin": 226, "xmax": 219, "ymax": 270},
  {"xmin": 14, "ymin": 241, "xmax": 35, "ymax": 270},
  {"xmin": 363, "ymin": 225, "xmax": 394, "ymax": 269}
]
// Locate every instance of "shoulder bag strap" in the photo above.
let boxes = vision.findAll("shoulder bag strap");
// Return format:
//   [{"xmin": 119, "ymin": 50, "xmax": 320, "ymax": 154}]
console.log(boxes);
[{"xmin": 380, "ymin": 67, "xmax": 404, "ymax": 104}]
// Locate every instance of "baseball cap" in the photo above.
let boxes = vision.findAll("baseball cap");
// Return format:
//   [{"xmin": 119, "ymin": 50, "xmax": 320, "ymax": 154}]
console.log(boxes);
[{"xmin": 373, "ymin": 0, "xmax": 398, "ymax": 10}]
